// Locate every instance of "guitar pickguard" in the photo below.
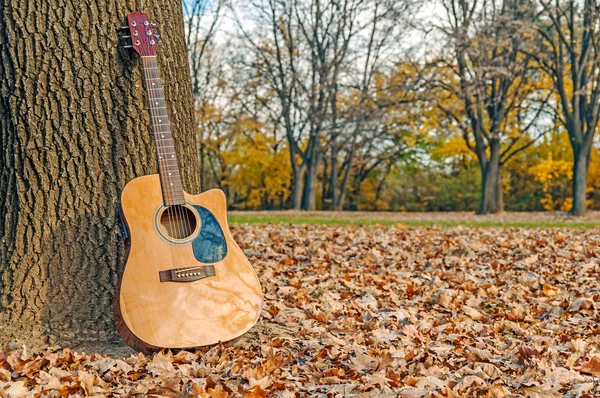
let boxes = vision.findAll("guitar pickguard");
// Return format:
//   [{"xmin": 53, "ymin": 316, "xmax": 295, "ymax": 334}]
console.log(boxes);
[{"xmin": 191, "ymin": 206, "xmax": 228, "ymax": 263}]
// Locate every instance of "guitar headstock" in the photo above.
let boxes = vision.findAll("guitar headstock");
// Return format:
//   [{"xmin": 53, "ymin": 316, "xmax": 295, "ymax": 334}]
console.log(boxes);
[{"xmin": 118, "ymin": 12, "xmax": 161, "ymax": 56}]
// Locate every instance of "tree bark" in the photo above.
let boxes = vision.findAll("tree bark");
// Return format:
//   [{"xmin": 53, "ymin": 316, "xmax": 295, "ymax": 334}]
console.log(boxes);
[
  {"xmin": 0, "ymin": 0, "xmax": 198, "ymax": 350},
  {"xmin": 496, "ymin": 165, "xmax": 504, "ymax": 213},
  {"xmin": 335, "ymin": 129, "xmax": 359, "ymax": 211},
  {"xmin": 291, "ymin": 164, "xmax": 305, "ymax": 210},
  {"xmin": 477, "ymin": 139, "xmax": 503, "ymax": 214},
  {"xmin": 571, "ymin": 146, "xmax": 591, "ymax": 216},
  {"xmin": 301, "ymin": 158, "xmax": 319, "ymax": 211},
  {"xmin": 329, "ymin": 146, "xmax": 339, "ymax": 211}
]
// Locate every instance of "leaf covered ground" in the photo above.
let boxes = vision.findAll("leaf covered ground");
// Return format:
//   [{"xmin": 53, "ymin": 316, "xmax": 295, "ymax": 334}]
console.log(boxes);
[{"xmin": 2, "ymin": 224, "xmax": 600, "ymax": 397}]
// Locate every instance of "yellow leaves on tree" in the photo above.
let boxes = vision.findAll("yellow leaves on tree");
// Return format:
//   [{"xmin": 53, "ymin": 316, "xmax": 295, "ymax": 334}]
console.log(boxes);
[
  {"xmin": 354, "ymin": 177, "xmax": 391, "ymax": 211},
  {"xmin": 221, "ymin": 127, "xmax": 291, "ymax": 209},
  {"xmin": 431, "ymin": 136, "xmax": 476, "ymax": 165},
  {"xmin": 528, "ymin": 146, "xmax": 600, "ymax": 212},
  {"xmin": 528, "ymin": 154, "xmax": 573, "ymax": 211}
]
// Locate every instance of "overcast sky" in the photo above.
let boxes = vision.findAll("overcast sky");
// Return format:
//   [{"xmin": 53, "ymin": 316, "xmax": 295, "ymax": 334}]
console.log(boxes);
[{"xmin": 183, "ymin": 0, "xmax": 448, "ymax": 60}]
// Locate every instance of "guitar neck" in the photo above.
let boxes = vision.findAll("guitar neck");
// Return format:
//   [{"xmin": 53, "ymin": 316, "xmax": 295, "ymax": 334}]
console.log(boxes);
[{"xmin": 141, "ymin": 56, "xmax": 185, "ymax": 206}]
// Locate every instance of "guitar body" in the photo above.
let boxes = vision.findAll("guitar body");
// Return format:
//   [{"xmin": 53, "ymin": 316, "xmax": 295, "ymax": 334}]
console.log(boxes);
[{"xmin": 115, "ymin": 174, "xmax": 262, "ymax": 351}]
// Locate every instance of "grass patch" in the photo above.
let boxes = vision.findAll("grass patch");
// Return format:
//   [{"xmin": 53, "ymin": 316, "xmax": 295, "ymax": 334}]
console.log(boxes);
[{"xmin": 229, "ymin": 213, "xmax": 600, "ymax": 228}]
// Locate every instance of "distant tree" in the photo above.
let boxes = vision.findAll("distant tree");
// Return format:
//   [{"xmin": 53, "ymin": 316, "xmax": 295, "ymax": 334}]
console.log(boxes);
[
  {"xmin": 183, "ymin": 0, "xmax": 227, "ymax": 190},
  {"xmin": 188, "ymin": 35, "xmax": 291, "ymax": 209},
  {"xmin": 524, "ymin": 0, "xmax": 600, "ymax": 215},
  {"xmin": 184, "ymin": 0, "xmax": 226, "ymax": 97},
  {"xmin": 235, "ymin": 0, "xmax": 417, "ymax": 210},
  {"xmin": 433, "ymin": 0, "xmax": 550, "ymax": 214},
  {"xmin": 235, "ymin": 0, "xmax": 365, "ymax": 210},
  {"xmin": 322, "ymin": 0, "xmax": 416, "ymax": 211}
]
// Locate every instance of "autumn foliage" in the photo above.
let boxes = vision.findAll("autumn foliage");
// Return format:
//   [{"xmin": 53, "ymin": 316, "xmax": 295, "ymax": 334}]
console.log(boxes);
[
  {"xmin": 188, "ymin": 0, "xmax": 600, "ymax": 214},
  {"xmin": 3, "ymin": 223, "xmax": 600, "ymax": 396}
]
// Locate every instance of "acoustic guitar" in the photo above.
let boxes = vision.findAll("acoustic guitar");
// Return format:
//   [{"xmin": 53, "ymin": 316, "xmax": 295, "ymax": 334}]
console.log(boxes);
[{"xmin": 114, "ymin": 12, "xmax": 263, "ymax": 352}]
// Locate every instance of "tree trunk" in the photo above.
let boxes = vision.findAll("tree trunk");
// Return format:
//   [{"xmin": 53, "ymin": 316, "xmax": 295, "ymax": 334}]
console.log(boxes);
[
  {"xmin": 571, "ymin": 146, "xmax": 590, "ymax": 216},
  {"xmin": 0, "ymin": 0, "xmax": 198, "ymax": 351},
  {"xmin": 321, "ymin": 153, "xmax": 330, "ymax": 210},
  {"xmin": 496, "ymin": 165, "xmax": 504, "ymax": 212},
  {"xmin": 330, "ymin": 146, "xmax": 339, "ymax": 211},
  {"xmin": 336, "ymin": 133, "xmax": 358, "ymax": 211},
  {"xmin": 301, "ymin": 159, "xmax": 319, "ymax": 211},
  {"xmin": 291, "ymin": 164, "xmax": 305, "ymax": 210},
  {"xmin": 477, "ymin": 140, "xmax": 503, "ymax": 214}
]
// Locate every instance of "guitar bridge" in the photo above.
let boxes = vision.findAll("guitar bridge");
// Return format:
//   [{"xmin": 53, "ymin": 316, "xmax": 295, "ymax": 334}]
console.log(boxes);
[{"xmin": 159, "ymin": 265, "xmax": 216, "ymax": 283}]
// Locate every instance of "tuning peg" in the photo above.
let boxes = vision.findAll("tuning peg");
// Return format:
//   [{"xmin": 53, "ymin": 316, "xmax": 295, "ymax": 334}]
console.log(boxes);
[{"xmin": 117, "ymin": 25, "xmax": 129, "ymax": 31}]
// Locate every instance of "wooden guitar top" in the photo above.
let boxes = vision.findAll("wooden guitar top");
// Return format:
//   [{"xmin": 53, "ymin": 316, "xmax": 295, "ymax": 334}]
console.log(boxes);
[{"xmin": 115, "ymin": 175, "xmax": 263, "ymax": 351}]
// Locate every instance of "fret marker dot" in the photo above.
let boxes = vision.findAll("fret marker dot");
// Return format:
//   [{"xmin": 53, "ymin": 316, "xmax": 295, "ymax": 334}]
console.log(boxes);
[
  {"xmin": 159, "ymin": 156, "xmax": 162, "ymax": 159},
  {"xmin": 152, "ymin": 83, "xmax": 155, "ymax": 86},
  {"xmin": 159, "ymin": 119, "xmax": 162, "ymax": 122},
  {"xmin": 155, "ymin": 102, "xmax": 159, "ymax": 105},
  {"xmin": 161, "ymin": 135, "xmax": 164, "ymax": 138}
]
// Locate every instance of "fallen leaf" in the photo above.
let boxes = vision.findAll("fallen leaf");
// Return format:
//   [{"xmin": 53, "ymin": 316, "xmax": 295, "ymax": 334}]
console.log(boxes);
[
  {"xmin": 578, "ymin": 356, "xmax": 600, "ymax": 376},
  {"xmin": 244, "ymin": 385, "xmax": 267, "ymax": 398},
  {"xmin": 521, "ymin": 383, "xmax": 562, "ymax": 398},
  {"xmin": 542, "ymin": 284, "xmax": 559, "ymax": 297}
]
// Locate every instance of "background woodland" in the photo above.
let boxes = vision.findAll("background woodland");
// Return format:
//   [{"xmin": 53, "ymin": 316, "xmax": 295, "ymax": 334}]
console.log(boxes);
[{"xmin": 186, "ymin": 0, "xmax": 600, "ymax": 215}]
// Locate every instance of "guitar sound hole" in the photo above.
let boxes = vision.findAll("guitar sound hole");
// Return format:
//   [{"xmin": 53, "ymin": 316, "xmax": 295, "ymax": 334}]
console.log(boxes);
[{"xmin": 159, "ymin": 205, "xmax": 198, "ymax": 239}]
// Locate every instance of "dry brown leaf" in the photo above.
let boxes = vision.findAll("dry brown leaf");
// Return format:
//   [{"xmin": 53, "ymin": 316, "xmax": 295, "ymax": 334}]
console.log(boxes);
[
  {"xmin": 78, "ymin": 370, "xmax": 95, "ymax": 395},
  {"xmin": 521, "ymin": 383, "xmax": 562, "ymax": 398},
  {"xmin": 567, "ymin": 297, "xmax": 594, "ymax": 312},
  {"xmin": 569, "ymin": 383, "xmax": 594, "ymax": 395},
  {"xmin": 0, "ymin": 225, "xmax": 599, "ymax": 397},
  {"xmin": 475, "ymin": 362, "xmax": 502, "ymax": 379},
  {"xmin": 244, "ymin": 385, "xmax": 268, "ymax": 398},
  {"xmin": 350, "ymin": 353, "xmax": 377, "ymax": 373},
  {"xmin": 488, "ymin": 383, "xmax": 510, "ymax": 398},
  {"xmin": 2, "ymin": 380, "xmax": 29, "ymax": 397},
  {"xmin": 0, "ymin": 368, "xmax": 10, "ymax": 382},
  {"xmin": 578, "ymin": 356, "xmax": 600, "ymax": 376},
  {"xmin": 190, "ymin": 382, "xmax": 208, "ymax": 397},
  {"xmin": 248, "ymin": 376, "xmax": 271, "ymax": 390},
  {"xmin": 207, "ymin": 384, "xmax": 229, "ymax": 398},
  {"xmin": 463, "ymin": 306, "xmax": 484, "ymax": 320},
  {"xmin": 542, "ymin": 284, "xmax": 560, "ymax": 297}
]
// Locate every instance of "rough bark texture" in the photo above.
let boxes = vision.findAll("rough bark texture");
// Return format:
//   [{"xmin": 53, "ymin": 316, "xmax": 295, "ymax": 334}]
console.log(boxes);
[
  {"xmin": 571, "ymin": 146, "xmax": 591, "ymax": 216},
  {"xmin": 301, "ymin": 159, "xmax": 319, "ymax": 211},
  {"xmin": 477, "ymin": 140, "xmax": 503, "ymax": 215},
  {"xmin": 0, "ymin": 0, "xmax": 199, "ymax": 350},
  {"xmin": 290, "ymin": 163, "xmax": 304, "ymax": 211}
]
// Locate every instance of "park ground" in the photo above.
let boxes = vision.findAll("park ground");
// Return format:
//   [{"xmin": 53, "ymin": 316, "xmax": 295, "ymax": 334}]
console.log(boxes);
[
  {"xmin": 229, "ymin": 210, "xmax": 600, "ymax": 227},
  {"xmin": 2, "ymin": 212, "xmax": 600, "ymax": 396}
]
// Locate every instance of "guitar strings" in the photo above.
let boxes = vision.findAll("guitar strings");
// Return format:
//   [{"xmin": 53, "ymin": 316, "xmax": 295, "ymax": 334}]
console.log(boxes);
[
  {"xmin": 150, "ymin": 59, "xmax": 194, "ymax": 242},
  {"xmin": 149, "ymin": 58, "xmax": 194, "ymax": 267},
  {"xmin": 143, "ymin": 57, "xmax": 183, "ymax": 268},
  {"xmin": 144, "ymin": 56, "xmax": 198, "ymax": 272},
  {"xmin": 157, "ymin": 59, "xmax": 186, "ymax": 264},
  {"xmin": 149, "ymin": 58, "xmax": 185, "ymax": 243}
]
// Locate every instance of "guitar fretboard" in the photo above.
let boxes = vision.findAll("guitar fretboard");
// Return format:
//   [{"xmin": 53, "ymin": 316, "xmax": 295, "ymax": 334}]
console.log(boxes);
[{"xmin": 141, "ymin": 56, "xmax": 185, "ymax": 206}]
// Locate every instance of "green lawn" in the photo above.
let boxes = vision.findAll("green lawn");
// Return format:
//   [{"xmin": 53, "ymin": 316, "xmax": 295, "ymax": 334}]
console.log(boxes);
[{"xmin": 229, "ymin": 211, "xmax": 600, "ymax": 228}]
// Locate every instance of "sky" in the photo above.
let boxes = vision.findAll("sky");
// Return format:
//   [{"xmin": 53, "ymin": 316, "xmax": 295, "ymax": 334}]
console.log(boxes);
[{"xmin": 182, "ymin": 0, "xmax": 448, "ymax": 59}]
